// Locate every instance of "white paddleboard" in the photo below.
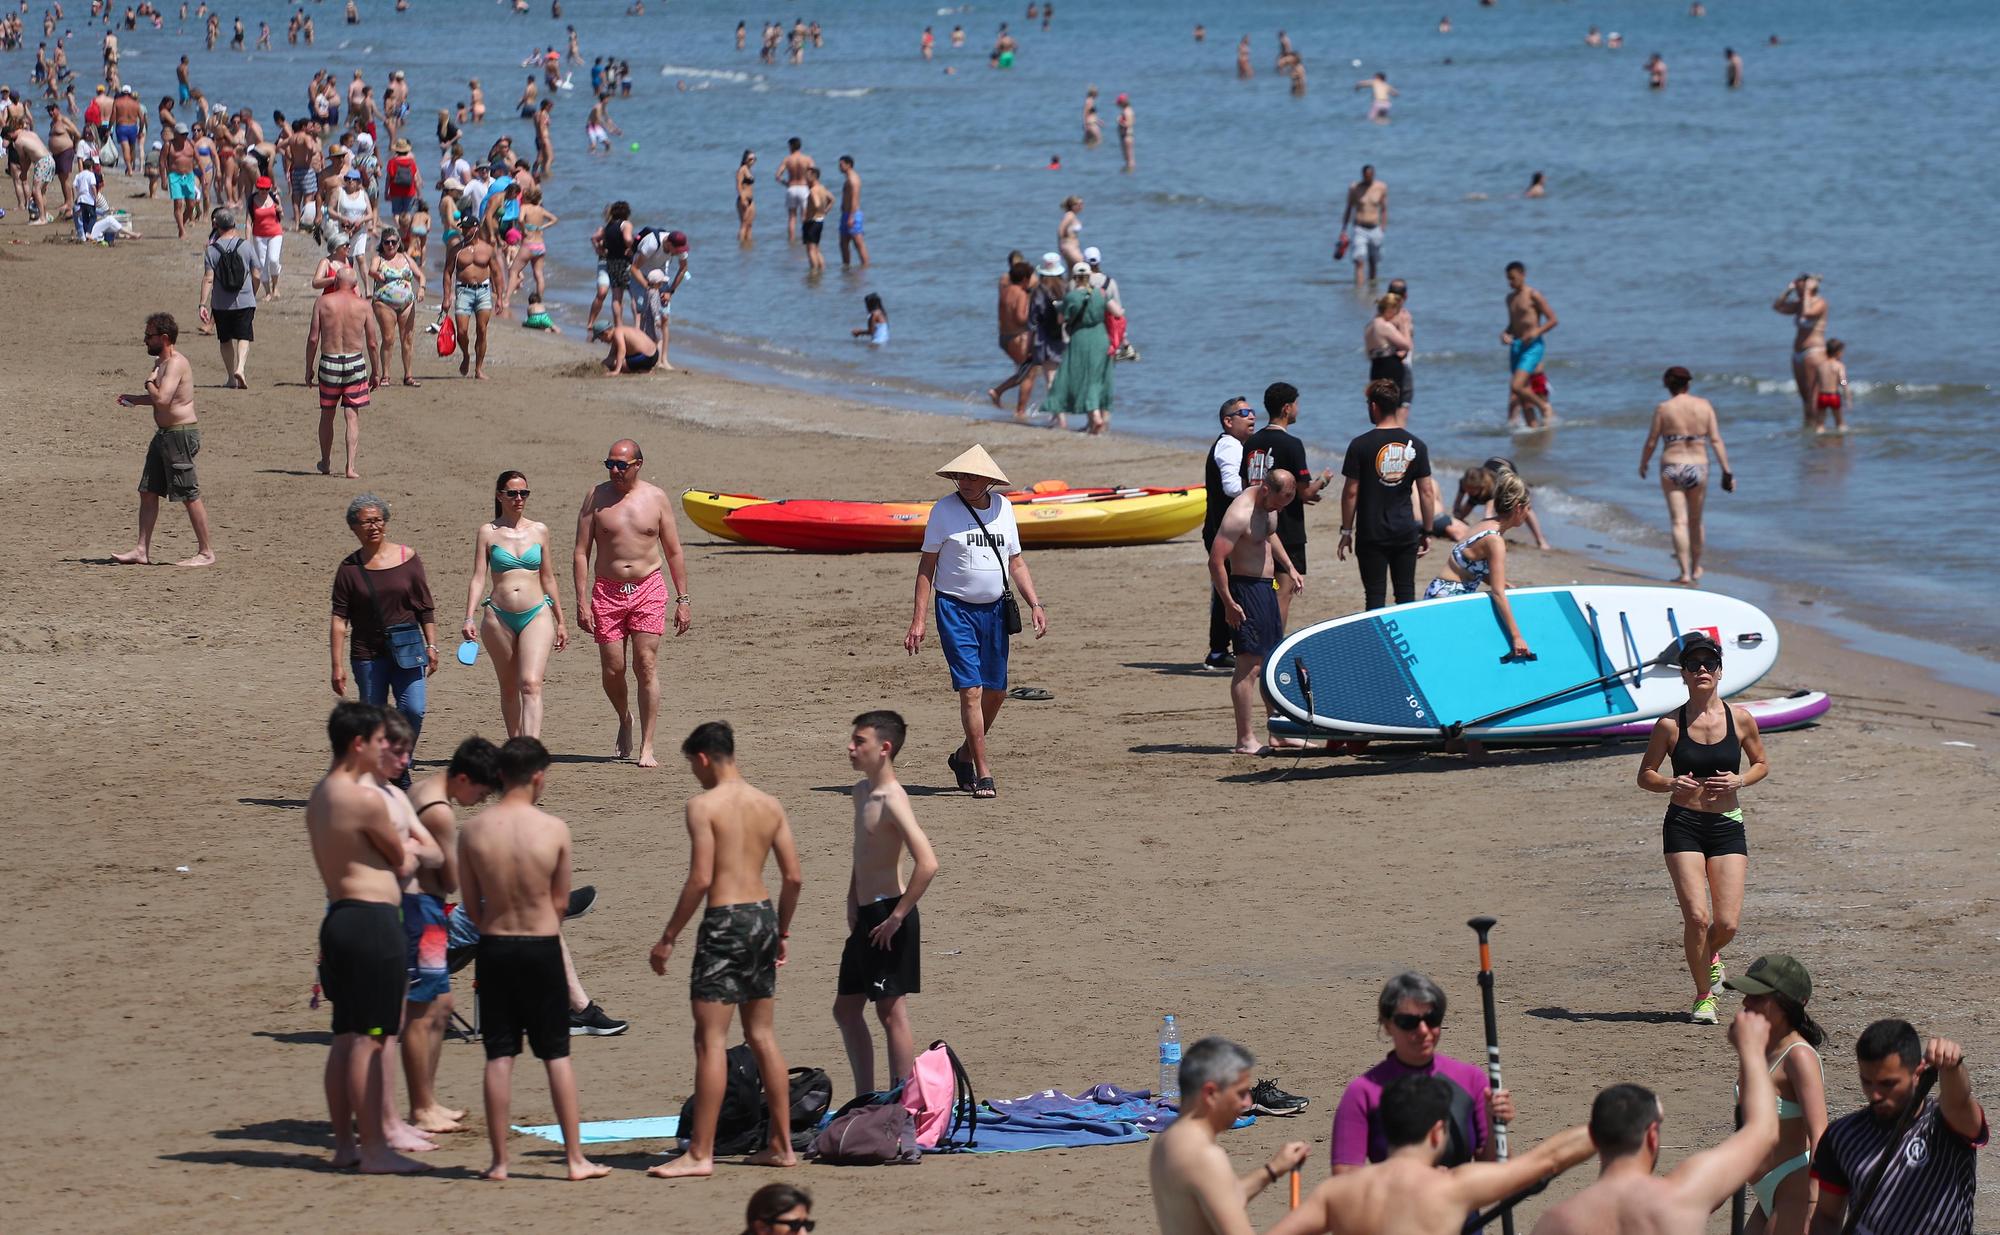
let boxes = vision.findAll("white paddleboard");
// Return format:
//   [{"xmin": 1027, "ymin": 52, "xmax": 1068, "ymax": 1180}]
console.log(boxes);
[{"xmin": 1263, "ymin": 585, "xmax": 1778, "ymax": 737}]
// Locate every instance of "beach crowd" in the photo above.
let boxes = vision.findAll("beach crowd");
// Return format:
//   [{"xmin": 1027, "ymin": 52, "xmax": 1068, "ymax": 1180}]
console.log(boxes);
[{"xmin": 0, "ymin": 4, "xmax": 1974, "ymax": 1235}]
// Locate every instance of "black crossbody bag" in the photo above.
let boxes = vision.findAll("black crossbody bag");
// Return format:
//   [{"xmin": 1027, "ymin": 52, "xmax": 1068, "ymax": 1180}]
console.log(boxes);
[{"xmin": 955, "ymin": 493, "xmax": 1022, "ymax": 635}]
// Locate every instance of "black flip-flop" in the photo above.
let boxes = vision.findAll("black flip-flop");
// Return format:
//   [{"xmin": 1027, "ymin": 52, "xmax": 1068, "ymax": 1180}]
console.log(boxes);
[
  {"xmin": 972, "ymin": 776, "xmax": 997, "ymax": 799},
  {"xmin": 1007, "ymin": 686, "xmax": 1054, "ymax": 701},
  {"xmin": 946, "ymin": 749, "xmax": 976, "ymax": 793}
]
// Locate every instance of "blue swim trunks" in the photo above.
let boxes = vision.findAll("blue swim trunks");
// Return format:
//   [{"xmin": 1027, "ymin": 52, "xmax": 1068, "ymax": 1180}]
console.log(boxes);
[
  {"xmin": 934, "ymin": 592, "xmax": 1009, "ymax": 692},
  {"xmin": 403, "ymin": 892, "xmax": 451, "ymax": 1003},
  {"xmin": 840, "ymin": 209, "xmax": 864, "ymax": 237},
  {"xmin": 1509, "ymin": 336, "xmax": 1545, "ymax": 374},
  {"xmin": 168, "ymin": 170, "xmax": 200, "ymax": 201}
]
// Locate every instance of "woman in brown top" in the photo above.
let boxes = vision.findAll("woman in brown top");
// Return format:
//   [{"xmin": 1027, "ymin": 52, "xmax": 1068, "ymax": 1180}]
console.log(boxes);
[{"xmin": 330, "ymin": 493, "xmax": 437, "ymax": 776}]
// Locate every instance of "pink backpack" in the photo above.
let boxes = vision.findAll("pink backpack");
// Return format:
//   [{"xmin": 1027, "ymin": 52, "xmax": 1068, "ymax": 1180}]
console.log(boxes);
[{"xmin": 898, "ymin": 1040, "xmax": 978, "ymax": 1150}]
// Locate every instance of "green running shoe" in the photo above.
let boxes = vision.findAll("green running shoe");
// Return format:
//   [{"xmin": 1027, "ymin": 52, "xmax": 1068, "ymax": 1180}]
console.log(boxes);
[{"xmin": 1691, "ymin": 994, "xmax": 1719, "ymax": 1025}]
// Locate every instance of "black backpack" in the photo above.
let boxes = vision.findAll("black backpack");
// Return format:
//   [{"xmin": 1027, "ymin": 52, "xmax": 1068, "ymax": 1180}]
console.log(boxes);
[
  {"xmin": 212, "ymin": 238, "xmax": 248, "ymax": 294},
  {"xmin": 676, "ymin": 1045, "xmax": 833, "ymax": 1155}
]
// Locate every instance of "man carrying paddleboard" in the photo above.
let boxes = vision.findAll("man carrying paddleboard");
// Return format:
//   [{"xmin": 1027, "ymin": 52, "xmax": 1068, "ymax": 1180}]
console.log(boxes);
[
  {"xmin": 1209, "ymin": 469, "xmax": 1301, "ymax": 755},
  {"xmin": 1242, "ymin": 382, "xmax": 1333, "ymax": 628}
]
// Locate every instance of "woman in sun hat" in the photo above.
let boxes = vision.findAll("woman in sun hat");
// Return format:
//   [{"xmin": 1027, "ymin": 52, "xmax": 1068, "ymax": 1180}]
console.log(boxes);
[
  {"xmin": 1042, "ymin": 260, "xmax": 1114, "ymax": 433},
  {"xmin": 1637, "ymin": 631, "xmax": 1770, "ymax": 1025},
  {"xmin": 904, "ymin": 445, "xmax": 1048, "ymax": 799}
]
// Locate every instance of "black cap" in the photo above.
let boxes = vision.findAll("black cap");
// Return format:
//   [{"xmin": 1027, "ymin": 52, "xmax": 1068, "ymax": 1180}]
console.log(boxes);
[{"xmin": 1676, "ymin": 632, "xmax": 1723, "ymax": 666}]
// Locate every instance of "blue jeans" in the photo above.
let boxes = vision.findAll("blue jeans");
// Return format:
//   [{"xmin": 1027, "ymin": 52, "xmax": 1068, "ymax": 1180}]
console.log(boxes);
[{"xmin": 351, "ymin": 656, "xmax": 427, "ymax": 747}]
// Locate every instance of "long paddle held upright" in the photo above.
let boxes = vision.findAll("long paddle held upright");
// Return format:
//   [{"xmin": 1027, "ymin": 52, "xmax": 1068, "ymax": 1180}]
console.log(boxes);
[{"xmin": 1468, "ymin": 915, "xmax": 1515, "ymax": 1235}]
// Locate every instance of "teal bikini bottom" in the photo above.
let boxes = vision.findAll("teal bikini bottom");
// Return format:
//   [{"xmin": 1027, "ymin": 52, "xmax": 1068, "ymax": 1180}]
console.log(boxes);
[
  {"xmin": 486, "ymin": 595, "xmax": 552, "ymax": 635},
  {"xmin": 1751, "ymin": 1150, "xmax": 1810, "ymax": 1216}
]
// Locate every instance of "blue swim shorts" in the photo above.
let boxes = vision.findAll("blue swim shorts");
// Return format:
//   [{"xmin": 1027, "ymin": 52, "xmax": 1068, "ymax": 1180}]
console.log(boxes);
[
  {"xmin": 403, "ymin": 892, "xmax": 451, "ymax": 1003},
  {"xmin": 1509, "ymin": 336, "xmax": 1546, "ymax": 374},
  {"xmin": 168, "ymin": 170, "xmax": 200, "ymax": 201},
  {"xmin": 934, "ymin": 592, "xmax": 1009, "ymax": 692}
]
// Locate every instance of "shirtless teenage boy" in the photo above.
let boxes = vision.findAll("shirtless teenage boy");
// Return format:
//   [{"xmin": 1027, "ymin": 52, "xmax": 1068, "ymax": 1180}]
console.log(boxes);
[
  {"xmin": 456, "ymin": 737, "xmax": 610, "ymax": 1182},
  {"xmin": 777, "ymin": 137, "xmax": 812, "ymax": 242},
  {"xmin": 1150, "ymin": 1036, "xmax": 1310, "ymax": 1235},
  {"xmin": 304, "ymin": 701, "xmax": 426, "ymax": 1174},
  {"xmin": 1531, "ymin": 1009, "xmax": 1778, "ymax": 1235},
  {"xmin": 648, "ymin": 722, "xmax": 805, "ymax": 1178},
  {"xmin": 832, "ymin": 711, "xmax": 939, "ymax": 1096},
  {"xmin": 572, "ymin": 438, "xmax": 692, "ymax": 767},
  {"xmin": 368, "ymin": 710, "xmax": 446, "ymax": 1156},
  {"xmin": 1501, "ymin": 261, "xmax": 1559, "ymax": 427},
  {"xmin": 1270, "ymin": 1074, "xmax": 1596, "ymax": 1235},
  {"xmin": 114, "ymin": 312, "xmax": 216, "ymax": 566},
  {"xmin": 399, "ymin": 735, "xmax": 503, "ymax": 1134},
  {"xmin": 1208, "ymin": 470, "xmax": 1300, "ymax": 755}
]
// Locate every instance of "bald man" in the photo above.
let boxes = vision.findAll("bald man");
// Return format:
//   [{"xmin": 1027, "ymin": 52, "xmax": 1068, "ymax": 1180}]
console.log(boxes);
[{"xmin": 306, "ymin": 267, "xmax": 378, "ymax": 478}]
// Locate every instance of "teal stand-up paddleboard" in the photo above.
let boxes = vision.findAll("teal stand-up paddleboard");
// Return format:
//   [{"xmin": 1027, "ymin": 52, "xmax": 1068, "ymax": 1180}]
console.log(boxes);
[{"xmin": 1262, "ymin": 585, "xmax": 1778, "ymax": 739}]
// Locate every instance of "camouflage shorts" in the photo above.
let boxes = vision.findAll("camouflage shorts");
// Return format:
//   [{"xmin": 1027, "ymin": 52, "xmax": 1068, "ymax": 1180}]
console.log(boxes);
[{"xmin": 690, "ymin": 900, "xmax": 778, "ymax": 1005}]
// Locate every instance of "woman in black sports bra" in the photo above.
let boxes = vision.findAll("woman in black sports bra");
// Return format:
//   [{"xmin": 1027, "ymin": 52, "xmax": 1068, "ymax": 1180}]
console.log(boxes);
[{"xmin": 1637, "ymin": 632, "xmax": 1768, "ymax": 1026}]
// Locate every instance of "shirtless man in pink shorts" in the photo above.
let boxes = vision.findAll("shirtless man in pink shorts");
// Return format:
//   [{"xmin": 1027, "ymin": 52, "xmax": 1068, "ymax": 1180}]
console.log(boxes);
[{"xmin": 572, "ymin": 439, "xmax": 691, "ymax": 767}]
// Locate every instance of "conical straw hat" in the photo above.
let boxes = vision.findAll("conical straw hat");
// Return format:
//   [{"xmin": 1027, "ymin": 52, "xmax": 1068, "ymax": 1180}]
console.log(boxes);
[{"xmin": 935, "ymin": 444, "xmax": 1009, "ymax": 485}]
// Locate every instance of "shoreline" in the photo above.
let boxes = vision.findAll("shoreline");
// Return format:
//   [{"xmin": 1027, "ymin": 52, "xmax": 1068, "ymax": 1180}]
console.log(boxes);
[
  {"xmin": 9, "ymin": 194, "xmax": 2000, "ymax": 1233},
  {"xmin": 557, "ymin": 294, "xmax": 2000, "ymax": 697}
]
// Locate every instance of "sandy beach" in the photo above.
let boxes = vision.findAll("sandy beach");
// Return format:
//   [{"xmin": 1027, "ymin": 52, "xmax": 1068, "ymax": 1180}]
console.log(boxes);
[{"xmin": 4, "ymin": 198, "xmax": 1997, "ymax": 1233}]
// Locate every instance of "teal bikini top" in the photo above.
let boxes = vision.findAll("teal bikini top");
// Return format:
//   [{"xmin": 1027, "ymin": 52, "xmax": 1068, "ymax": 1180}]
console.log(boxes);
[{"xmin": 488, "ymin": 542, "xmax": 543, "ymax": 573}]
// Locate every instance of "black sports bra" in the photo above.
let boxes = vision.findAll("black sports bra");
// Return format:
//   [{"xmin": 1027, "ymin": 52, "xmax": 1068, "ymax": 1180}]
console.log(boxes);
[{"xmin": 1670, "ymin": 703, "xmax": 1740, "ymax": 780}]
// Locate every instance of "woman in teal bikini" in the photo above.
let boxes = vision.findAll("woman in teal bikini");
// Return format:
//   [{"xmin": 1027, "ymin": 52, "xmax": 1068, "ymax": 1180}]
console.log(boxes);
[
  {"xmin": 1724, "ymin": 953, "xmax": 1826, "ymax": 1235},
  {"xmin": 462, "ymin": 470, "xmax": 567, "ymax": 738}
]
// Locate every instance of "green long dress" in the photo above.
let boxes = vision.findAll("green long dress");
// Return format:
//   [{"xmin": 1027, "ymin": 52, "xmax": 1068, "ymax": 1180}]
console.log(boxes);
[{"xmin": 1043, "ymin": 287, "xmax": 1113, "ymax": 416}]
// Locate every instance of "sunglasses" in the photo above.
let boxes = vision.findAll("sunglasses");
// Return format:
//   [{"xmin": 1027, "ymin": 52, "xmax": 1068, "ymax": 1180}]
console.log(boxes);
[
  {"xmin": 1391, "ymin": 1010, "xmax": 1445, "ymax": 1031},
  {"xmin": 1683, "ymin": 658, "xmax": 1721, "ymax": 673},
  {"xmin": 1227, "ymin": 408, "xmax": 1254, "ymax": 419},
  {"xmin": 770, "ymin": 1221, "xmax": 816, "ymax": 1233},
  {"xmin": 502, "ymin": 489, "xmax": 530, "ymax": 499},
  {"xmin": 603, "ymin": 459, "xmax": 639, "ymax": 472}
]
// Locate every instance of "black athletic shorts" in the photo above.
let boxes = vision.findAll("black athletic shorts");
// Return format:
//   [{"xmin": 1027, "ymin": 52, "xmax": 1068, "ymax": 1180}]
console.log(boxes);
[
  {"xmin": 319, "ymin": 899, "xmax": 406, "ymax": 1038},
  {"xmin": 1662, "ymin": 805, "xmax": 1747, "ymax": 858},
  {"xmin": 801, "ymin": 218, "xmax": 825, "ymax": 245},
  {"xmin": 476, "ymin": 934, "xmax": 571, "ymax": 1061},
  {"xmin": 837, "ymin": 900, "xmax": 922, "ymax": 1000},
  {"xmin": 690, "ymin": 900, "xmax": 779, "ymax": 1005},
  {"xmin": 211, "ymin": 305, "xmax": 255, "ymax": 342},
  {"xmin": 1226, "ymin": 574, "xmax": 1282, "ymax": 658},
  {"xmin": 1279, "ymin": 536, "xmax": 1306, "ymax": 577}
]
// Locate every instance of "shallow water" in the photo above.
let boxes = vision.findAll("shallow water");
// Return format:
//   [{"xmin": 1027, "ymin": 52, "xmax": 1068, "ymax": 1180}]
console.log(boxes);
[{"xmin": 64, "ymin": 0, "xmax": 2000, "ymax": 662}]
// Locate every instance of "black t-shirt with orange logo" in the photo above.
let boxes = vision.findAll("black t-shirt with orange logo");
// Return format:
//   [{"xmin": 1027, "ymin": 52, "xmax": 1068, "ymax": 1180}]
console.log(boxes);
[{"xmin": 1341, "ymin": 426, "xmax": 1431, "ymax": 547}]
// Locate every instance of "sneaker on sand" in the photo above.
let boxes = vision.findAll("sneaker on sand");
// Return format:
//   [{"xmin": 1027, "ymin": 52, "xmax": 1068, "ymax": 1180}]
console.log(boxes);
[
  {"xmin": 1204, "ymin": 651, "xmax": 1236, "ymax": 670},
  {"xmin": 1690, "ymin": 995, "xmax": 1719, "ymax": 1025},
  {"xmin": 569, "ymin": 1002, "xmax": 629, "ymax": 1037},
  {"xmin": 1708, "ymin": 953, "xmax": 1725, "ymax": 990},
  {"xmin": 1249, "ymin": 1077, "xmax": 1309, "ymax": 1116}
]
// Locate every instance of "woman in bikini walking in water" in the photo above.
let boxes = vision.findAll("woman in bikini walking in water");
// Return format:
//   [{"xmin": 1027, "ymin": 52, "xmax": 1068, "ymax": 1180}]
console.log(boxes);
[
  {"xmin": 1773, "ymin": 274, "xmax": 1829, "ymax": 427},
  {"xmin": 1640, "ymin": 366, "xmax": 1734, "ymax": 586}
]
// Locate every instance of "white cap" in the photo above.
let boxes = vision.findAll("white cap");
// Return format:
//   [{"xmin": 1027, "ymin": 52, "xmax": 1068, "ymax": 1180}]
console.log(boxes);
[{"xmin": 1083, "ymin": 245, "xmax": 1102, "ymax": 265}]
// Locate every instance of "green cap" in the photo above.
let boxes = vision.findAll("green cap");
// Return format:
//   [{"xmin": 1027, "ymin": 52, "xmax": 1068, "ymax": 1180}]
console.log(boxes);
[{"xmin": 1724, "ymin": 953, "xmax": 1812, "ymax": 1004}]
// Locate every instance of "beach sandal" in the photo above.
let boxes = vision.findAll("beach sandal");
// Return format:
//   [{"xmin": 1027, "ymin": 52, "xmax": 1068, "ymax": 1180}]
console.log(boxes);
[
  {"xmin": 972, "ymin": 776, "xmax": 997, "ymax": 800},
  {"xmin": 1007, "ymin": 686, "xmax": 1053, "ymax": 701},
  {"xmin": 946, "ymin": 748, "xmax": 976, "ymax": 793}
]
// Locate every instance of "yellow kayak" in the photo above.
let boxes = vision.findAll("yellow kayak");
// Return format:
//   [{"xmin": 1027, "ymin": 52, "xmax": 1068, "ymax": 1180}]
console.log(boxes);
[
  {"xmin": 1009, "ymin": 488, "xmax": 1204, "ymax": 548},
  {"xmin": 681, "ymin": 490, "xmax": 765, "ymax": 543}
]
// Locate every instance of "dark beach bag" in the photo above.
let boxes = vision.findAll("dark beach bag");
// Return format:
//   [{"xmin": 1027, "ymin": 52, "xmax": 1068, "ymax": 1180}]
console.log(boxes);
[
  {"xmin": 677, "ymin": 1043, "xmax": 770, "ymax": 1156},
  {"xmin": 811, "ymin": 1101, "xmax": 923, "ymax": 1166}
]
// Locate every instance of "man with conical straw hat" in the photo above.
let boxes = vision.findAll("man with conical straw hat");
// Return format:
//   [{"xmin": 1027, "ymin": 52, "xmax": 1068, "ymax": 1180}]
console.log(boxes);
[{"xmin": 903, "ymin": 446, "xmax": 1048, "ymax": 799}]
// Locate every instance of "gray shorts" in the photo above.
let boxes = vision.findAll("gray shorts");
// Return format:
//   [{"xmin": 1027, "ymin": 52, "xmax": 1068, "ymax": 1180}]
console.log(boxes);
[
  {"xmin": 139, "ymin": 425, "xmax": 201, "ymax": 502},
  {"xmin": 689, "ymin": 900, "xmax": 779, "ymax": 1005},
  {"xmin": 1350, "ymin": 224, "xmax": 1384, "ymax": 265}
]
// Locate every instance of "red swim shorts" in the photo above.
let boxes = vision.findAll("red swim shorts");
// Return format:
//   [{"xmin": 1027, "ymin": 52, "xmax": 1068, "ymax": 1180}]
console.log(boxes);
[
  {"xmin": 1815, "ymin": 392, "xmax": 1841, "ymax": 410},
  {"xmin": 591, "ymin": 570, "xmax": 667, "ymax": 643}
]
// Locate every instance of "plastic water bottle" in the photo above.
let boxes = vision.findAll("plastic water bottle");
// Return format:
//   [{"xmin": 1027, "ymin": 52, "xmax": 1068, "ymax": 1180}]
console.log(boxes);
[{"xmin": 1158, "ymin": 1014, "xmax": 1182, "ymax": 1108}]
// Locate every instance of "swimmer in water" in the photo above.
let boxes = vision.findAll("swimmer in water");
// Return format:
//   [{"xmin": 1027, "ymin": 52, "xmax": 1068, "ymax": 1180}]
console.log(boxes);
[
  {"xmin": 1725, "ymin": 47, "xmax": 1743, "ymax": 88},
  {"xmin": 852, "ymin": 293, "xmax": 889, "ymax": 346},
  {"xmin": 1355, "ymin": 71, "xmax": 1397, "ymax": 121},
  {"xmin": 1525, "ymin": 171, "xmax": 1546, "ymax": 198}
]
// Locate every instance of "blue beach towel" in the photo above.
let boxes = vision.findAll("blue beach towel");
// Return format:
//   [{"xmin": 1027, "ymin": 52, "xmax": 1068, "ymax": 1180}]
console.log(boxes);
[
  {"xmin": 512, "ymin": 1115, "xmax": 680, "ymax": 1145},
  {"xmin": 932, "ymin": 1084, "xmax": 1254, "ymax": 1154}
]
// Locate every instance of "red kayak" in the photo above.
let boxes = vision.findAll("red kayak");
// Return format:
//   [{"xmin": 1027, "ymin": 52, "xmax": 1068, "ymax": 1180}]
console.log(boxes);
[{"xmin": 722, "ymin": 486, "xmax": 1204, "ymax": 553}]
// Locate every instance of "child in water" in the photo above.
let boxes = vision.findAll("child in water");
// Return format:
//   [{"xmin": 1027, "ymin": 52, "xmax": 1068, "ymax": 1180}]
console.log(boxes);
[
  {"xmin": 1813, "ymin": 339, "xmax": 1848, "ymax": 433},
  {"xmin": 852, "ymin": 293, "xmax": 888, "ymax": 346}
]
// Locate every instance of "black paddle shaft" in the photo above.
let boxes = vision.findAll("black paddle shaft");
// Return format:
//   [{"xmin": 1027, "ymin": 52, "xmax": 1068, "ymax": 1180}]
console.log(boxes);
[
  {"xmin": 1442, "ymin": 639, "xmax": 1684, "ymax": 740},
  {"xmin": 1468, "ymin": 915, "xmax": 1515, "ymax": 1235}
]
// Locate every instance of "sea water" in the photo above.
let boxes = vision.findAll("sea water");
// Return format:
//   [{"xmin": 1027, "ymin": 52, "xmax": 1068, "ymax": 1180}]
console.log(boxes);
[{"xmin": 70, "ymin": 0, "xmax": 1999, "ymax": 668}]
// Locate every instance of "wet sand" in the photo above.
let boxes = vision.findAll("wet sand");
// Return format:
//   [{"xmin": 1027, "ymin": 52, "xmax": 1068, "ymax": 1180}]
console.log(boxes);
[{"xmin": 5, "ymin": 198, "xmax": 1997, "ymax": 1232}]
